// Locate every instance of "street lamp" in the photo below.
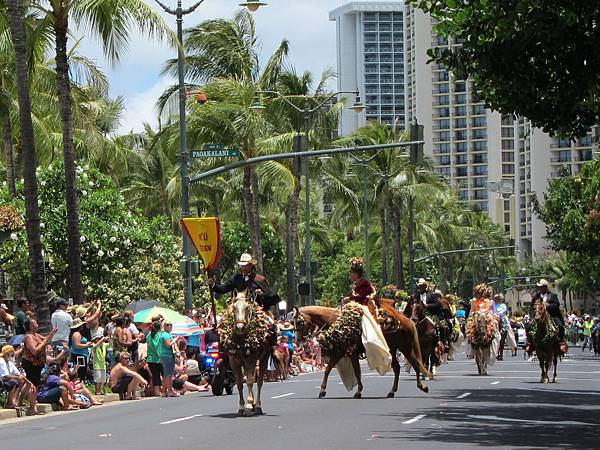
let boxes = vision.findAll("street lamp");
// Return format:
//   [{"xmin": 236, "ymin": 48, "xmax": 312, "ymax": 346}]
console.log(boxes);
[
  {"xmin": 254, "ymin": 89, "xmax": 363, "ymax": 307},
  {"xmin": 154, "ymin": 0, "xmax": 265, "ymax": 311}
]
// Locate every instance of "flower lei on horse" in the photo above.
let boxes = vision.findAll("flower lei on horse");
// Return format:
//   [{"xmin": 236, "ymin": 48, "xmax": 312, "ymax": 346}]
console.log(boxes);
[
  {"xmin": 466, "ymin": 312, "xmax": 496, "ymax": 346},
  {"xmin": 317, "ymin": 302, "xmax": 364, "ymax": 357},
  {"xmin": 219, "ymin": 300, "xmax": 271, "ymax": 355}
]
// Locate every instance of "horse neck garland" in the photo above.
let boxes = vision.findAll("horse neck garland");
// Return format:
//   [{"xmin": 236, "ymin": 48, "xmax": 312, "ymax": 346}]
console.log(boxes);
[
  {"xmin": 531, "ymin": 313, "xmax": 558, "ymax": 345},
  {"xmin": 317, "ymin": 302, "xmax": 364, "ymax": 357},
  {"xmin": 466, "ymin": 312, "xmax": 495, "ymax": 347},
  {"xmin": 220, "ymin": 300, "xmax": 270, "ymax": 355}
]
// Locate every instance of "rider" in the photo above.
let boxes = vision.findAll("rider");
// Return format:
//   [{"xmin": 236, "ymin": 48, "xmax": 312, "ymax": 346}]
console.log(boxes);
[
  {"xmin": 529, "ymin": 279, "xmax": 568, "ymax": 354},
  {"xmin": 414, "ymin": 279, "xmax": 451, "ymax": 352},
  {"xmin": 343, "ymin": 257, "xmax": 374, "ymax": 306},
  {"xmin": 466, "ymin": 284, "xmax": 499, "ymax": 360},
  {"xmin": 207, "ymin": 253, "xmax": 279, "ymax": 313}
]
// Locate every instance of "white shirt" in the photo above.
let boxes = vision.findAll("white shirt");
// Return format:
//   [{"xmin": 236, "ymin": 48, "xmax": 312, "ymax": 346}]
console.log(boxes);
[
  {"xmin": 0, "ymin": 358, "xmax": 20, "ymax": 378},
  {"xmin": 51, "ymin": 309, "xmax": 73, "ymax": 343},
  {"xmin": 420, "ymin": 293, "xmax": 427, "ymax": 304},
  {"xmin": 129, "ymin": 323, "xmax": 139, "ymax": 337}
]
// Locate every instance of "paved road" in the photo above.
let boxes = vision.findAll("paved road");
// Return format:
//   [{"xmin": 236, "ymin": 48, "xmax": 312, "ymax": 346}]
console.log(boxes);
[{"xmin": 0, "ymin": 351, "xmax": 598, "ymax": 450}]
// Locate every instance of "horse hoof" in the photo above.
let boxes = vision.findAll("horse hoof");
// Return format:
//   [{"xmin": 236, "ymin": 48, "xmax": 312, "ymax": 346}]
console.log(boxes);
[
  {"xmin": 237, "ymin": 410, "xmax": 244, "ymax": 417},
  {"xmin": 428, "ymin": 375, "xmax": 434, "ymax": 381},
  {"xmin": 386, "ymin": 392, "xmax": 395, "ymax": 398},
  {"xmin": 353, "ymin": 392, "xmax": 362, "ymax": 399},
  {"xmin": 318, "ymin": 391, "xmax": 326, "ymax": 399},
  {"xmin": 419, "ymin": 385, "xmax": 429, "ymax": 393},
  {"xmin": 243, "ymin": 408, "xmax": 254, "ymax": 417},
  {"xmin": 254, "ymin": 407, "xmax": 263, "ymax": 415}
]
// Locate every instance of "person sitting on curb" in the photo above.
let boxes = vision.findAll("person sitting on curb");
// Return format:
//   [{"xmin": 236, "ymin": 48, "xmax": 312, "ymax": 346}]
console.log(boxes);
[
  {"xmin": 37, "ymin": 363, "xmax": 88, "ymax": 410},
  {"xmin": 0, "ymin": 345, "xmax": 38, "ymax": 415},
  {"xmin": 109, "ymin": 352, "xmax": 147, "ymax": 400}
]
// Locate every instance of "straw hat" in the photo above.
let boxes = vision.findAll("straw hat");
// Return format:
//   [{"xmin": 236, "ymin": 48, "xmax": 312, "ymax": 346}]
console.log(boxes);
[
  {"xmin": 1, "ymin": 345, "xmax": 15, "ymax": 357},
  {"xmin": 280, "ymin": 320, "xmax": 294, "ymax": 331},
  {"xmin": 536, "ymin": 279, "xmax": 549, "ymax": 287},
  {"xmin": 70, "ymin": 317, "xmax": 85, "ymax": 329},
  {"xmin": 238, "ymin": 253, "xmax": 257, "ymax": 266}
]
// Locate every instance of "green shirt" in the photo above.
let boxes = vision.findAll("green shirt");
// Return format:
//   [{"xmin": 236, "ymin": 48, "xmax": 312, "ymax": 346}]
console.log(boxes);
[
  {"xmin": 14, "ymin": 310, "xmax": 27, "ymax": 335},
  {"xmin": 146, "ymin": 331, "xmax": 162, "ymax": 363},
  {"xmin": 92, "ymin": 342, "xmax": 109, "ymax": 370},
  {"xmin": 583, "ymin": 320, "xmax": 593, "ymax": 336},
  {"xmin": 159, "ymin": 331, "xmax": 174, "ymax": 358}
]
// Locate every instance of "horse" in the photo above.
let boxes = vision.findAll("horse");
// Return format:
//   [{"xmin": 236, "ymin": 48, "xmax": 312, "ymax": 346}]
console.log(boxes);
[
  {"xmin": 294, "ymin": 303, "xmax": 430, "ymax": 399},
  {"xmin": 467, "ymin": 311, "xmax": 495, "ymax": 376},
  {"xmin": 532, "ymin": 300, "xmax": 560, "ymax": 383},
  {"xmin": 223, "ymin": 291, "xmax": 270, "ymax": 416},
  {"xmin": 377, "ymin": 299, "xmax": 431, "ymax": 395},
  {"xmin": 409, "ymin": 300, "xmax": 439, "ymax": 380}
]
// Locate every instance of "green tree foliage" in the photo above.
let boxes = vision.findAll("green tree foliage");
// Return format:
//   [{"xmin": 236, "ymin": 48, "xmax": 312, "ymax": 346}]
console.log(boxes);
[
  {"xmin": 534, "ymin": 158, "xmax": 600, "ymax": 290},
  {"xmin": 0, "ymin": 163, "xmax": 182, "ymax": 309},
  {"xmin": 409, "ymin": 0, "xmax": 600, "ymax": 137}
]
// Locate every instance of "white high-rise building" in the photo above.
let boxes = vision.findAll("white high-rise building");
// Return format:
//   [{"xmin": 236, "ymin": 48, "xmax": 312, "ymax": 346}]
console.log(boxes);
[
  {"xmin": 403, "ymin": 5, "xmax": 596, "ymax": 258},
  {"xmin": 329, "ymin": 2, "xmax": 406, "ymax": 136}
]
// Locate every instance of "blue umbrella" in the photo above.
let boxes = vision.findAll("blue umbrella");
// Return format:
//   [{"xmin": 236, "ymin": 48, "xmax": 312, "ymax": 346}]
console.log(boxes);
[{"xmin": 8, "ymin": 334, "xmax": 24, "ymax": 346}]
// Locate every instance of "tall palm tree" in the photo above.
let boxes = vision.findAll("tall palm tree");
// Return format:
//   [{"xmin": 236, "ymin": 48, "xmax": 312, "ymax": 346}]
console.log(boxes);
[
  {"xmin": 162, "ymin": 10, "xmax": 289, "ymax": 273},
  {"xmin": 6, "ymin": 0, "xmax": 48, "ymax": 327},
  {"xmin": 38, "ymin": 0, "xmax": 174, "ymax": 302}
]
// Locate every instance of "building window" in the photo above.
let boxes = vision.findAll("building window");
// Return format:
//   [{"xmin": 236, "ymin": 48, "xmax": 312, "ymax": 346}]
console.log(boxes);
[
  {"xmin": 437, "ymin": 143, "xmax": 450, "ymax": 153},
  {"xmin": 455, "ymin": 94, "xmax": 467, "ymax": 104},
  {"xmin": 473, "ymin": 141, "xmax": 487, "ymax": 151},
  {"xmin": 439, "ymin": 155, "xmax": 451, "ymax": 165},
  {"xmin": 501, "ymin": 128, "xmax": 514, "ymax": 138},
  {"xmin": 437, "ymin": 131, "xmax": 450, "ymax": 141},
  {"xmin": 502, "ymin": 152, "xmax": 515, "ymax": 162},
  {"xmin": 455, "ymin": 130, "xmax": 467, "ymax": 140},
  {"xmin": 435, "ymin": 107, "xmax": 450, "ymax": 117},
  {"xmin": 436, "ymin": 119, "xmax": 450, "ymax": 129},
  {"xmin": 437, "ymin": 84, "xmax": 450, "ymax": 94},
  {"xmin": 436, "ymin": 95, "xmax": 450, "ymax": 105},
  {"xmin": 455, "ymin": 118, "xmax": 467, "ymax": 128},
  {"xmin": 455, "ymin": 142, "xmax": 467, "ymax": 152},
  {"xmin": 472, "ymin": 117, "xmax": 486, "ymax": 127},
  {"xmin": 456, "ymin": 167, "xmax": 468, "ymax": 177},
  {"xmin": 454, "ymin": 106, "xmax": 467, "ymax": 116},
  {"xmin": 501, "ymin": 116, "xmax": 514, "ymax": 125},
  {"xmin": 501, "ymin": 140, "xmax": 514, "ymax": 150},
  {"xmin": 502, "ymin": 164, "xmax": 515, "ymax": 174},
  {"xmin": 436, "ymin": 35, "xmax": 448, "ymax": 46},
  {"xmin": 472, "ymin": 129, "xmax": 487, "ymax": 139},
  {"xmin": 456, "ymin": 155, "xmax": 468, "ymax": 164},
  {"xmin": 454, "ymin": 81, "xmax": 466, "ymax": 92},
  {"xmin": 472, "ymin": 154, "xmax": 487, "ymax": 164},
  {"xmin": 472, "ymin": 104, "xmax": 485, "ymax": 115}
]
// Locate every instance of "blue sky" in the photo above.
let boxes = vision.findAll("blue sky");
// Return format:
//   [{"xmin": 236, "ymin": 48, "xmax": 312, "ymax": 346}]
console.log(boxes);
[{"xmin": 78, "ymin": 0, "xmax": 351, "ymax": 133}]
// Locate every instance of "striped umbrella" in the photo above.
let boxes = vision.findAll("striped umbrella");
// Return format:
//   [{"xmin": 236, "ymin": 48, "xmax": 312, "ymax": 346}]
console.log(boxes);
[
  {"xmin": 133, "ymin": 306, "xmax": 186, "ymax": 324},
  {"xmin": 171, "ymin": 316, "xmax": 204, "ymax": 336}
]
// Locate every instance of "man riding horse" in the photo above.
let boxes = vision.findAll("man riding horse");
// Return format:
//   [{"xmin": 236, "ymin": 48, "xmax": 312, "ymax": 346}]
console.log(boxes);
[
  {"xmin": 208, "ymin": 253, "xmax": 280, "ymax": 313},
  {"xmin": 527, "ymin": 279, "xmax": 568, "ymax": 355},
  {"xmin": 412, "ymin": 278, "xmax": 452, "ymax": 354}
]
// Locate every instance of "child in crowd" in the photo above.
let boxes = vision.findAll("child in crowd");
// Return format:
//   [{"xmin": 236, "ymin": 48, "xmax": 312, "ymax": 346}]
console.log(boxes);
[{"xmin": 91, "ymin": 331, "xmax": 110, "ymax": 395}]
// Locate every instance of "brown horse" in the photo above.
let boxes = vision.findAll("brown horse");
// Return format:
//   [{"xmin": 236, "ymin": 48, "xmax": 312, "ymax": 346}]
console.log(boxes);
[
  {"xmin": 294, "ymin": 304, "xmax": 430, "ymax": 398},
  {"xmin": 533, "ymin": 300, "xmax": 560, "ymax": 384},
  {"xmin": 226, "ymin": 291, "xmax": 270, "ymax": 416},
  {"xmin": 409, "ymin": 300, "xmax": 439, "ymax": 380}
]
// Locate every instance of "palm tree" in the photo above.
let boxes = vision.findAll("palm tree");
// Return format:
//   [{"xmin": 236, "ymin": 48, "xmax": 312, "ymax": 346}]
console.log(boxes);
[
  {"xmin": 6, "ymin": 0, "xmax": 48, "ymax": 328},
  {"xmin": 162, "ymin": 10, "xmax": 289, "ymax": 273},
  {"xmin": 39, "ymin": 0, "xmax": 175, "ymax": 302}
]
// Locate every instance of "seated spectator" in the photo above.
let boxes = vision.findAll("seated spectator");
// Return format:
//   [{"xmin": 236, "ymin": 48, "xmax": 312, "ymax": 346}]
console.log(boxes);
[
  {"xmin": 184, "ymin": 347, "xmax": 207, "ymax": 387},
  {"xmin": 61, "ymin": 360, "xmax": 102, "ymax": 406},
  {"xmin": 37, "ymin": 363, "xmax": 88, "ymax": 410},
  {"xmin": 0, "ymin": 345, "xmax": 38, "ymax": 415},
  {"xmin": 172, "ymin": 359, "xmax": 208, "ymax": 393},
  {"xmin": 109, "ymin": 352, "xmax": 147, "ymax": 400}
]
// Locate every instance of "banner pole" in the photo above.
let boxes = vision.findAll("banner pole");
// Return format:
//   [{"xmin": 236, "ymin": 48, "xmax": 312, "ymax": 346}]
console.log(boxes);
[{"xmin": 207, "ymin": 269, "xmax": 218, "ymax": 328}]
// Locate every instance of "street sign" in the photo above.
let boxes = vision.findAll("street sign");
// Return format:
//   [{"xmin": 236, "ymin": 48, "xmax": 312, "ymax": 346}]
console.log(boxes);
[{"xmin": 191, "ymin": 143, "xmax": 240, "ymax": 158}]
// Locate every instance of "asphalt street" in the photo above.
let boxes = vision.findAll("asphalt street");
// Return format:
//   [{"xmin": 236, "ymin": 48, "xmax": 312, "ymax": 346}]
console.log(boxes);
[{"xmin": 0, "ymin": 350, "xmax": 598, "ymax": 450}]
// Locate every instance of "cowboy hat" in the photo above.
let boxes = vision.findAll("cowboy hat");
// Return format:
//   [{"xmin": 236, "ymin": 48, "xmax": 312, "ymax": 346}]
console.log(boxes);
[
  {"xmin": 417, "ymin": 278, "xmax": 428, "ymax": 286},
  {"xmin": 0, "ymin": 345, "xmax": 15, "ymax": 357},
  {"xmin": 238, "ymin": 253, "xmax": 257, "ymax": 266},
  {"xmin": 280, "ymin": 320, "xmax": 294, "ymax": 331},
  {"xmin": 70, "ymin": 317, "xmax": 85, "ymax": 329},
  {"xmin": 536, "ymin": 279, "xmax": 549, "ymax": 287}
]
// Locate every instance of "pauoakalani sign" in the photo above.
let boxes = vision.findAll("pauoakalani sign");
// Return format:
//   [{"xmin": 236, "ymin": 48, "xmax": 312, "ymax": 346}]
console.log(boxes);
[{"xmin": 180, "ymin": 217, "xmax": 222, "ymax": 271}]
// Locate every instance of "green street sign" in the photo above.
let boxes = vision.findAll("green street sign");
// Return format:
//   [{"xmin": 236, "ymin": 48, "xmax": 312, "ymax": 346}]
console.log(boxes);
[{"xmin": 191, "ymin": 147, "xmax": 240, "ymax": 158}]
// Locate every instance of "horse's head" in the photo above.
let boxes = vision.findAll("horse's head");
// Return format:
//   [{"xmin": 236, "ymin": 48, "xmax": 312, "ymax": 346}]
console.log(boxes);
[
  {"xmin": 292, "ymin": 307, "xmax": 308, "ymax": 341},
  {"xmin": 411, "ymin": 301, "xmax": 425, "ymax": 322},
  {"xmin": 232, "ymin": 290, "xmax": 254, "ymax": 335},
  {"xmin": 534, "ymin": 299, "xmax": 547, "ymax": 321},
  {"xmin": 474, "ymin": 311, "xmax": 488, "ymax": 331}
]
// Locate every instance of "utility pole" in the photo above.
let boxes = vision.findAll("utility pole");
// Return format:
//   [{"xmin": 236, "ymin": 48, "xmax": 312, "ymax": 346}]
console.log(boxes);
[{"xmin": 408, "ymin": 119, "xmax": 424, "ymax": 289}]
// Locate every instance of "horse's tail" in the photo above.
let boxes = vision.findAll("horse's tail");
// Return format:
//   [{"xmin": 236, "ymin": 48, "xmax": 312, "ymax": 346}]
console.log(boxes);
[{"xmin": 408, "ymin": 319, "xmax": 432, "ymax": 379}]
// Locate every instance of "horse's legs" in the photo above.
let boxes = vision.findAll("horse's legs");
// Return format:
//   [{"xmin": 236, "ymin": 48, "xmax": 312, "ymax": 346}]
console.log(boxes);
[
  {"xmin": 255, "ymin": 355, "xmax": 267, "ymax": 415},
  {"xmin": 388, "ymin": 347, "xmax": 400, "ymax": 398},
  {"xmin": 403, "ymin": 350, "xmax": 429, "ymax": 393},
  {"xmin": 319, "ymin": 354, "xmax": 341, "ymax": 399},
  {"xmin": 538, "ymin": 354, "xmax": 547, "ymax": 383},
  {"xmin": 230, "ymin": 357, "xmax": 245, "ymax": 416},
  {"xmin": 350, "ymin": 356, "xmax": 363, "ymax": 399},
  {"xmin": 552, "ymin": 352, "xmax": 558, "ymax": 383},
  {"xmin": 244, "ymin": 358, "xmax": 256, "ymax": 416}
]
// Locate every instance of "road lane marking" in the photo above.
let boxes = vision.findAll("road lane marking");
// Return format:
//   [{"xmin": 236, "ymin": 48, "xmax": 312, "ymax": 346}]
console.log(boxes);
[
  {"xmin": 160, "ymin": 414, "xmax": 203, "ymax": 425},
  {"xmin": 491, "ymin": 381, "xmax": 500, "ymax": 385},
  {"xmin": 456, "ymin": 392, "xmax": 471, "ymax": 399},
  {"xmin": 467, "ymin": 415, "xmax": 596, "ymax": 426},
  {"xmin": 403, "ymin": 414, "xmax": 426, "ymax": 424},
  {"xmin": 271, "ymin": 392, "xmax": 295, "ymax": 399}
]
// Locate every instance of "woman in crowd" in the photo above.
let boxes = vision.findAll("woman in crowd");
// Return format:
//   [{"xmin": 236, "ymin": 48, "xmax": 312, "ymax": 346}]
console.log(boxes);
[
  {"xmin": 22, "ymin": 319, "xmax": 56, "ymax": 387},
  {"xmin": 69, "ymin": 318, "xmax": 92, "ymax": 382},
  {"xmin": 146, "ymin": 320, "xmax": 164, "ymax": 397},
  {"xmin": 112, "ymin": 316, "xmax": 130, "ymax": 363},
  {"xmin": 159, "ymin": 321, "xmax": 179, "ymax": 397},
  {"xmin": 37, "ymin": 363, "xmax": 88, "ymax": 410}
]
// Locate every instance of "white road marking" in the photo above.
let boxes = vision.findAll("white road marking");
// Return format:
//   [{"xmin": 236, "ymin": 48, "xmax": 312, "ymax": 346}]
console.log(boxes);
[
  {"xmin": 271, "ymin": 392, "xmax": 295, "ymax": 399},
  {"xmin": 160, "ymin": 414, "xmax": 203, "ymax": 425},
  {"xmin": 403, "ymin": 414, "xmax": 426, "ymax": 424},
  {"xmin": 467, "ymin": 415, "xmax": 596, "ymax": 426},
  {"xmin": 456, "ymin": 392, "xmax": 471, "ymax": 399},
  {"xmin": 491, "ymin": 381, "xmax": 500, "ymax": 385}
]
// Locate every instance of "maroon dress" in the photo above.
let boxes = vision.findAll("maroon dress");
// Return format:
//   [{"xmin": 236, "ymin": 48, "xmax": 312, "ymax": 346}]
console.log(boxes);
[{"xmin": 349, "ymin": 278, "xmax": 374, "ymax": 305}]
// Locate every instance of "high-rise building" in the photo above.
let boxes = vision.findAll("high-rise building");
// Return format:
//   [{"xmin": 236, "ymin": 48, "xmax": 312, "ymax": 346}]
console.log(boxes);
[
  {"xmin": 329, "ymin": 2, "xmax": 406, "ymax": 136},
  {"xmin": 404, "ymin": 5, "xmax": 595, "ymax": 258}
]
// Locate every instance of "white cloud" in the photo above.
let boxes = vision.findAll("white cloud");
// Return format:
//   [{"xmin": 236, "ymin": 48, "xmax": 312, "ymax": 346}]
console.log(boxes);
[{"xmin": 118, "ymin": 77, "xmax": 173, "ymax": 133}]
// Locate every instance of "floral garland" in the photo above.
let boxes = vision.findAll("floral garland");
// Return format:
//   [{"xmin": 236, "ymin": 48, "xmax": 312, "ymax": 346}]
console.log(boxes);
[
  {"xmin": 317, "ymin": 302, "xmax": 363, "ymax": 357},
  {"xmin": 466, "ymin": 312, "xmax": 495, "ymax": 347},
  {"xmin": 0, "ymin": 206, "xmax": 23, "ymax": 232},
  {"xmin": 530, "ymin": 318, "xmax": 558, "ymax": 345},
  {"xmin": 219, "ymin": 301, "xmax": 271, "ymax": 355}
]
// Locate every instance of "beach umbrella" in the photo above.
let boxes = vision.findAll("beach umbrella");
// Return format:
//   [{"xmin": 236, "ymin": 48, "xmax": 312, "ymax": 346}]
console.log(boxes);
[
  {"xmin": 8, "ymin": 334, "xmax": 24, "ymax": 346},
  {"xmin": 124, "ymin": 299, "xmax": 164, "ymax": 314},
  {"xmin": 171, "ymin": 316, "xmax": 204, "ymax": 336},
  {"xmin": 133, "ymin": 306, "xmax": 186, "ymax": 324}
]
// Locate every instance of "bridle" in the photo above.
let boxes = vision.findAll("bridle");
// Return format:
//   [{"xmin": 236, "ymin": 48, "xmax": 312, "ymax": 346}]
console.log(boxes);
[{"xmin": 232, "ymin": 290, "xmax": 256, "ymax": 331}]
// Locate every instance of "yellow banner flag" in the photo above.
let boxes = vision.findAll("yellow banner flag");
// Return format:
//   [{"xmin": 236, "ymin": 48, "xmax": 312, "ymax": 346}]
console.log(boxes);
[{"xmin": 181, "ymin": 217, "xmax": 222, "ymax": 271}]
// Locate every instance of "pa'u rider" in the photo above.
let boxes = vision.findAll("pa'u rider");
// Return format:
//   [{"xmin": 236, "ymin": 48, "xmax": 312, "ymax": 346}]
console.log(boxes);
[
  {"xmin": 528, "ymin": 279, "xmax": 568, "ymax": 355},
  {"xmin": 207, "ymin": 253, "xmax": 280, "ymax": 313}
]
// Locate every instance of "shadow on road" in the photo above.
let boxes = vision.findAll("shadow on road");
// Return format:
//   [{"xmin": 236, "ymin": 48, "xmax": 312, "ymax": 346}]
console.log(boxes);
[
  {"xmin": 206, "ymin": 413, "xmax": 280, "ymax": 419},
  {"xmin": 370, "ymin": 388, "xmax": 600, "ymax": 448}
]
